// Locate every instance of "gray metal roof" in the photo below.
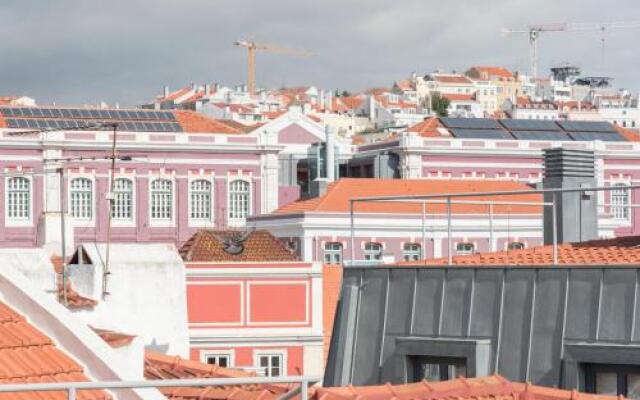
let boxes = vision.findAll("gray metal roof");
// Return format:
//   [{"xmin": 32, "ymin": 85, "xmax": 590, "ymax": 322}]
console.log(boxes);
[{"xmin": 324, "ymin": 265, "xmax": 640, "ymax": 390}]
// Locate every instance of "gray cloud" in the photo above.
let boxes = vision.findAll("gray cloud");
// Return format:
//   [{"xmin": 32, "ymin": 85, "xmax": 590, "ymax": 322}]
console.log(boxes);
[{"xmin": 0, "ymin": 0, "xmax": 638, "ymax": 106}]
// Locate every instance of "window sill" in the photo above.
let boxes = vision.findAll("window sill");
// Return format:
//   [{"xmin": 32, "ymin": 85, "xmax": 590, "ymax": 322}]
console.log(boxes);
[{"xmin": 5, "ymin": 219, "xmax": 33, "ymax": 228}]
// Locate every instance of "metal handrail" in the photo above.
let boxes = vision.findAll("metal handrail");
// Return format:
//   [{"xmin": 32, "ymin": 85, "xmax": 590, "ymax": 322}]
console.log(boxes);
[
  {"xmin": 0, "ymin": 376, "xmax": 322, "ymax": 400},
  {"xmin": 349, "ymin": 184, "xmax": 640, "ymax": 266}
]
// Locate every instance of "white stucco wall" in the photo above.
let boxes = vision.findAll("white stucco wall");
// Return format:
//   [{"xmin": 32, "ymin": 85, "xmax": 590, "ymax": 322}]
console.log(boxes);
[{"xmin": 68, "ymin": 243, "xmax": 190, "ymax": 357}]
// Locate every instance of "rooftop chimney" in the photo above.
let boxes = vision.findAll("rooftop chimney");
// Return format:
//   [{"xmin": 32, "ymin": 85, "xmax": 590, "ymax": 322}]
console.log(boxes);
[
  {"xmin": 163, "ymin": 86, "xmax": 169, "ymax": 98},
  {"xmin": 542, "ymin": 148, "xmax": 598, "ymax": 244}
]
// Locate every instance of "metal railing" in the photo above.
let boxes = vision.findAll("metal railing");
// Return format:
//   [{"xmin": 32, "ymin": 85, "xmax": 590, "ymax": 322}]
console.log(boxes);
[
  {"xmin": 348, "ymin": 184, "xmax": 640, "ymax": 265},
  {"xmin": 0, "ymin": 376, "xmax": 321, "ymax": 400}
]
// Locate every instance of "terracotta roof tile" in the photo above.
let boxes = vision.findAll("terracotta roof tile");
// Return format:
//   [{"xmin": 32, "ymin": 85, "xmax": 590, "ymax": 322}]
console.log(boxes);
[
  {"xmin": 442, "ymin": 93, "xmax": 476, "ymax": 101},
  {"xmin": 407, "ymin": 117, "xmax": 444, "ymax": 138},
  {"xmin": 92, "ymin": 327, "xmax": 135, "ymax": 348},
  {"xmin": 145, "ymin": 351, "xmax": 286, "ymax": 400},
  {"xmin": 0, "ymin": 302, "xmax": 109, "ymax": 400},
  {"xmin": 275, "ymin": 179, "xmax": 541, "ymax": 215},
  {"xmin": 173, "ymin": 110, "xmax": 242, "ymax": 134},
  {"xmin": 401, "ymin": 235, "xmax": 640, "ymax": 266},
  {"xmin": 469, "ymin": 66, "xmax": 515, "ymax": 79},
  {"xmin": 180, "ymin": 230, "xmax": 298, "ymax": 262},
  {"xmin": 161, "ymin": 87, "xmax": 192, "ymax": 102},
  {"xmin": 313, "ymin": 375, "xmax": 621, "ymax": 400},
  {"xmin": 615, "ymin": 125, "xmax": 640, "ymax": 142},
  {"xmin": 431, "ymin": 75, "xmax": 474, "ymax": 85}
]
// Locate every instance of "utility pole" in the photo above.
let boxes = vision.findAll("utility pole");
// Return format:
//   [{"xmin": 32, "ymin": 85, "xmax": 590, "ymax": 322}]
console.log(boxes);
[
  {"xmin": 58, "ymin": 167, "xmax": 67, "ymax": 306},
  {"xmin": 103, "ymin": 123, "xmax": 118, "ymax": 299}
]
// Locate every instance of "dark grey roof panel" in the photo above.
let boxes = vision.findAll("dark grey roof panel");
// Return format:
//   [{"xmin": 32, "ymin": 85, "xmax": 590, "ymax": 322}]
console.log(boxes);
[
  {"xmin": 511, "ymin": 131, "xmax": 571, "ymax": 141},
  {"xmin": 499, "ymin": 119, "xmax": 561, "ymax": 131},
  {"xmin": 325, "ymin": 266, "xmax": 640, "ymax": 389},
  {"xmin": 440, "ymin": 117, "xmax": 501, "ymax": 129},
  {"xmin": 568, "ymin": 131, "xmax": 626, "ymax": 142},
  {"xmin": 450, "ymin": 128, "xmax": 512, "ymax": 139},
  {"xmin": 557, "ymin": 120, "xmax": 616, "ymax": 132}
]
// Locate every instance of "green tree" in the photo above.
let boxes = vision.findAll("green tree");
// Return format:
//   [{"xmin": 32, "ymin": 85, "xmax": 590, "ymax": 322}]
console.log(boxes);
[{"xmin": 430, "ymin": 93, "xmax": 450, "ymax": 117}]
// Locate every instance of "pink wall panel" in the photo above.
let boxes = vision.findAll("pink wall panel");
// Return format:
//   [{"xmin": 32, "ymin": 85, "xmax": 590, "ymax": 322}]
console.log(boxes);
[
  {"xmin": 249, "ymin": 284, "xmax": 307, "ymax": 323},
  {"xmin": 187, "ymin": 284, "xmax": 242, "ymax": 324}
]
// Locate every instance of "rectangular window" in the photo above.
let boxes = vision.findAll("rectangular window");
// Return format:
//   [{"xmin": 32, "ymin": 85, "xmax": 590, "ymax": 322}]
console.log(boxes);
[
  {"xmin": 70, "ymin": 178, "xmax": 93, "ymax": 219},
  {"xmin": 585, "ymin": 364, "xmax": 640, "ymax": 399},
  {"xmin": 150, "ymin": 179, "xmax": 172, "ymax": 220},
  {"xmin": 112, "ymin": 178, "xmax": 134, "ymax": 220},
  {"xmin": 257, "ymin": 354, "xmax": 283, "ymax": 377},
  {"xmin": 190, "ymin": 179, "xmax": 212, "ymax": 220},
  {"xmin": 411, "ymin": 356, "xmax": 467, "ymax": 382},
  {"xmin": 6, "ymin": 177, "xmax": 30, "ymax": 220},
  {"xmin": 205, "ymin": 354, "xmax": 231, "ymax": 368},
  {"xmin": 403, "ymin": 243, "xmax": 422, "ymax": 261},
  {"xmin": 364, "ymin": 242, "xmax": 383, "ymax": 261},
  {"xmin": 324, "ymin": 242, "xmax": 343, "ymax": 264}
]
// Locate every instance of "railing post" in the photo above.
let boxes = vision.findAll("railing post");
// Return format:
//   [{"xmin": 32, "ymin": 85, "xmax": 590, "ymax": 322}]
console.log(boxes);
[
  {"xmin": 489, "ymin": 203, "xmax": 495, "ymax": 252},
  {"xmin": 350, "ymin": 200, "xmax": 355, "ymax": 262},
  {"xmin": 422, "ymin": 201, "xmax": 426, "ymax": 260},
  {"xmin": 552, "ymin": 192, "xmax": 558, "ymax": 265},
  {"xmin": 301, "ymin": 378, "xmax": 308, "ymax": 400},
  {"xmin": 68, "ymin": 388, "xmax": 76, "ymax": 400},
  {"xmin": 447, "ymin": 196, "xmax": 452, "ymax": 265}
]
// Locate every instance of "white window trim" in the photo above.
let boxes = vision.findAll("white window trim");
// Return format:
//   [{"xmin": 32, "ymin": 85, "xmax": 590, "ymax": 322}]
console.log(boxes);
[
  {"xmin": 148, "ymin": 176, "xmax": 175, "ymax": 227},
  {"xmin": 253, "ymin": 350, "xmax": 287, "ymax": 377},
  {"xmin": 67, "ymin": 175, "xmax": 96, "ymax": 226},
  {"xmin": 227, "ymin": 177, "xmax": 252, "ymax": 227},
  {"xmin": 611, "ymin": 181, "xmax": 632, "ymax": 222},
  {"xmin": 111, "ymin": 176, "xmax": 136, "ymax": 227},
  {"xmin": 200, "ymin": 349, "xmax": 235, "ymax": 368},
  {"xmin": 189, "ymin": 177, "xmax": 214, "ymax": 227},
  {"xmin": 5, "ymin": 175, "xmax": 33, "ymax": 227}
]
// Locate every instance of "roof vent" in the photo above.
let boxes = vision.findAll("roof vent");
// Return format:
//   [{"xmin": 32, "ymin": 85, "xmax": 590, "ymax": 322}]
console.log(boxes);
[{"xmin": 218, "ymin": 230, "xmax": 253, "ymax": 255}]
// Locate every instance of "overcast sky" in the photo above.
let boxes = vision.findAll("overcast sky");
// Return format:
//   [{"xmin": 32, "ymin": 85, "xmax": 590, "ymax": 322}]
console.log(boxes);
[{"xmin": 1, "ymin": 0, "xmax": 638, "ymax": 106}]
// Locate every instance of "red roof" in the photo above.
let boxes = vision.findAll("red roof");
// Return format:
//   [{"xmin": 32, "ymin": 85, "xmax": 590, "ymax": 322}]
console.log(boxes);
[
  {"xmin": 432, "ymin": 75, "xmax": 474, "ymax": 85},
  {"xmin": 402, "ymin": 235, "xmax": 640, "ymax": 266},
  {"xmin": 615, "ymin": 126, "xmax": 640, "ymax": 142},
  {"xmin": 161, "ymin": 87, "xmax": 192, "ymax": 102},
  {"xmin": 0, "ymin": 302, "xmax": 109, "ymax": 400},
  {"xmin": 394, "ymin": 80, "xmax": 414, "ymax": 91},
  {"xmin": 407, "ymin": 117, "xmax": 444, "ymax": 138},
  {"xmin": 313, "ymin": 375, "xmax": 619, "ymax": 400},
  {"xmin": 442, "ymin": 93, "xmax": 476, "ymax": 102},
  {"xmin": 173, "ymin": 110, "xmax": 242, "ymax": 134},
  {"xmin": 275, "ymin": 179, "xmax": 541, "ymax": 215},
  {"xmin": 180, "ymin": 230, "xmax": 298, "ymax": 262},
  {"xmin": 469, "ymin": 66, "xmax": 515, "ymax": 80},
  {"xmin": 92, "ymin": 327, "xmax": 135, "ymax": 348},
  {"xmin": 144, "ymin": 351, "xmax": 286, "ymax": 400}
]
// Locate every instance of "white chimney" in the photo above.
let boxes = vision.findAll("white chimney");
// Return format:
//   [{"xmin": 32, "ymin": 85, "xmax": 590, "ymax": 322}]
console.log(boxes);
[{"xmin": 163, "ymin": 86, "xmax": 169, "ymax": 98}]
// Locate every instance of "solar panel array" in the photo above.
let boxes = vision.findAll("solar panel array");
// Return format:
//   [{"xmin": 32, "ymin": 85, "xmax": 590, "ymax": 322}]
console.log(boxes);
[
  {"xmin": 438, "ymin": 117, "xmax": 627, "ymax": 142},
  {"xmin": 0, "ymin": 107, "xmax": 182, "ymax": 132},
  {"xmin": 450, "ymin": 128, "xmax": 512, "ymax": 140}
]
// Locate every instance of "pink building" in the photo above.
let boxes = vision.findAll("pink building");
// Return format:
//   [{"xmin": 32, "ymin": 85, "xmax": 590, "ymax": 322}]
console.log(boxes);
[
  {"xmin": 181, "ymin": 229, "xmax": 324, "ymax": 377},
  {"xmin": 0, "ymin": 106, "xmax": 325, "ymax": 252}
]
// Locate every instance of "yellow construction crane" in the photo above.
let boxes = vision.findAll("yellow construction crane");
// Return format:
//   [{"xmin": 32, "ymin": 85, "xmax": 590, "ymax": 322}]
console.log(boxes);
[
  {"xmin": 233, "ymin": 40, "xmax": 311, "ymax": 95},
  {"xmin": 502, "ymin": 22, "xmax": 640, "ymax": 78}
]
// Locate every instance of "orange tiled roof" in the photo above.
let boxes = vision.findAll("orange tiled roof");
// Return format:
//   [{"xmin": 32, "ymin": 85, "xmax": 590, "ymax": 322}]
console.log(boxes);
[
  {"xmin": 408, "ymin": 117, "xmax": 443, "ymax": 138},
  {"xmin": 323, "ymin": 265, "xmax": 342, "ymax": 362},
  {"xmin": 432, "ymin": 75, "xmax": 474, "ymax": 85},
  {"xmin": 402, "ymin": 235, "xmax": 640, "ymax": 266},
  {"xmin": 313, "ymin": 375, "xmax": 620, "ymax": 400},
  {"xmin": 442, "ymin": 93, "xmax": 476, "ymax": 102},
  {"xmin": 470, "ymin": 66, "xmax": 515, "ymax": 79},
  {"xmin": 173, "ymin": 110, "xmax": 242, "ymax": 134},
  {"xmin": 275, "ymin": 179, "xmax": 541, "ymax": 215},
  {"xmin": 145, "ymin": 351, "xmax": 286, "ymax": 400},
  {"xmin": 0, "ymin": 301, "xmax": 109, "ymax": 400},
  {"xmin": 161, "ymin": 87, "xmax": 192, "ymax": 102},
  {"xmin": 92, "ymin": 327, "xmax": 135, "ymax": 348},
  {"xmin": 180, "ymin": 230, "xmax": 298, "ymax": 262},
  {"xmin": 338, "ymin": 96, "xmax": 365, "ymax": 111},
  {"xmin": 615, "ymin": 125, "xmax": 640, "ymax": 142}
]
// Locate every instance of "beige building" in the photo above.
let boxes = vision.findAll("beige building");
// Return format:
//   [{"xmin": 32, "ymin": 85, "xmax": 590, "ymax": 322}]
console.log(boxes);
[{"xmin": 466, "ymin": 66, "xmax": 522, "ymax": 109}]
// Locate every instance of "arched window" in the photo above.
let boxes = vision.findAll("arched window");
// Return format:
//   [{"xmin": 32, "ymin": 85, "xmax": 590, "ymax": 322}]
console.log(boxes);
[
  {"xmin": 324, "ymin": 242, "xmax": 343, "ymax": 265},
  {"xmin": 455, "ymin": 242, "xmax": 474, "ymax": 255},
  {"xmin": 70, "ymin": 178, "xmax": 92, "ymax": 219},
  {"xmin": 112, "ymin": 178, "xmax": 133, "ymax": 220},
  {"xmin": 6, "ymin": 177, "xmax": 30, "ymax": 219},
  {"xmin": 364, "ymin": 242, "xmax": 383, "ymax": 261},
  {"xmin": 228, "ymin": 180, "xmax": 250, "ymax": 220},
  {"xmin": 507, "ymin": 241, "xmax": 525, "ymax": 250},
  {"xmin": 612, "ymin": 183, "xmax": 630, "ymax": 220},
  {"xmin": 403, "ymin": 243, "xmax": 422, "ymax": 261},
  {"xmin": 150, "ymin": 179, "xmax": 172, "ymax": 220},
  {"xmin": 190, "ymin": 180, "xmax": 212, "ymax": 220}
]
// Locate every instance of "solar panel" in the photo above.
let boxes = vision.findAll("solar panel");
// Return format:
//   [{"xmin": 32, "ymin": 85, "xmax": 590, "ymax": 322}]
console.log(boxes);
[
  {"xmin": 568, "ymin": 131, "xmax": 627, "ymax": 142},
  {"xmin": 450, "ymin": 128, "xmax": 512, "ymax": 139},
  {"xmin": 557, "ymin": 121, "xmax": 616, "ymax": 132},
  {"xmin": 500, "ymin": 119, "xmax": 561, "ymax": 131},
  {"xmin": 0, "ymin": 108, "xmax": 14, "ymax": 117},
  {"xmin": 511, "ymin": 131, "xmax": 570, "ymax": 141},
  {"xmin": 441, "ymin": 117, "xmax": 501, "ymax": 129}
]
